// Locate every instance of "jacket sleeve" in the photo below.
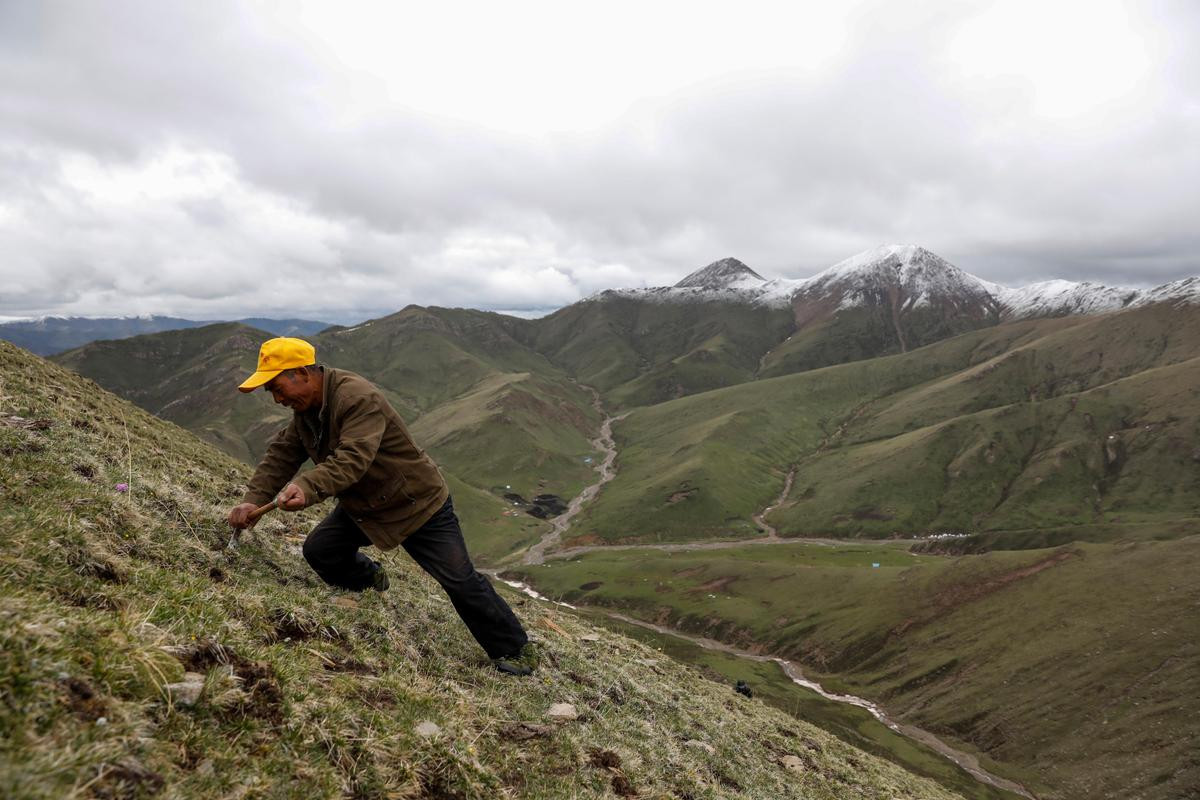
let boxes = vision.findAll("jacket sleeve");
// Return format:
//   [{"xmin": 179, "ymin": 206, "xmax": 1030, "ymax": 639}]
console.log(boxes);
[
  {"xmin": 242, "ymin": 420, "xmax": 308, "ymax": 506},
  {"xmin": 292, "ymin": 395, "xmax": 385, "ymax": 506}
]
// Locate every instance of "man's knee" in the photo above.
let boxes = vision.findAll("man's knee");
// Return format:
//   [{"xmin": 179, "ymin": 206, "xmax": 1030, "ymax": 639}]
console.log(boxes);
[{"xmin": 302, "ymin": 529, "xmax": 339, "ymax": 568}]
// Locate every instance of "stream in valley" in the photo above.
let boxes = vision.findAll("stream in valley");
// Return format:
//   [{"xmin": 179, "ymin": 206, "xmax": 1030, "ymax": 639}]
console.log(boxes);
[{"xmin": 490, "ymin": 391, "xmax": 1038, "ymax": 800}]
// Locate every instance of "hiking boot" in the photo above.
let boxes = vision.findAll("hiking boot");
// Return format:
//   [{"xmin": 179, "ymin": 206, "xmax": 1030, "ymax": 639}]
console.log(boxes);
[
  {"xmin": 370, "ymin": 563, "xmax": 390, "ymax": 592},
  {"xmin": 492, "ymin": 642, "xmax": 540, "ymax": 676}
]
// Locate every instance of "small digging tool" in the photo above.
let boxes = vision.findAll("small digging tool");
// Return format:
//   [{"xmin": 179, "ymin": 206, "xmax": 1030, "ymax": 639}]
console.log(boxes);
[{"xmin": 227, "ymin": 498, "xmax": 280, "ymax": 550}]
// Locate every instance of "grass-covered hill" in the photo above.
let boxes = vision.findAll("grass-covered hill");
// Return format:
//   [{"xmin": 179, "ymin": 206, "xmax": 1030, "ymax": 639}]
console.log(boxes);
[
  {"xmin": 0, "ymin": 340, "xmax": 962, "ymax": 799},
  {"xmin": 508, "ymin": 537, "xmax": 1199, "ymax": 800},
  {"xmin": 522, "ymin": 295, "xmax": 796, "ymax": 408},
  {"xmin": 53, "ymin": 310, "xmax": 603, "ymax": 529},
  {"xmin": 53, "ymin": 322, "xmax": 289, "ymax": 465},
  {"xmin": 567, "ymin": 303, "xmax": 1200, "ymax": 548}
]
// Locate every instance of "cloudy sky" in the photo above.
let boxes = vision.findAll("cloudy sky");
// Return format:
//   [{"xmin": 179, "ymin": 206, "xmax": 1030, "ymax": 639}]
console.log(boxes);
[{"xmin": 1, "ymin": 0, "xmax": 1196, "ymax": 323}]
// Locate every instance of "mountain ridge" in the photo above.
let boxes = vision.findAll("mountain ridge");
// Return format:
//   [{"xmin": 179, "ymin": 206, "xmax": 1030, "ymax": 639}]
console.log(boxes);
[{"xmin": 598, "ymin": 244, "xmax": 1200, "ymax": 320}]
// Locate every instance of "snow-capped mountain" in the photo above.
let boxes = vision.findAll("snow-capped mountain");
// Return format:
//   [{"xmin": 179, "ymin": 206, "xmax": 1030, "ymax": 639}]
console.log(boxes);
[
  {"xmin": 595, "ymin": 244, "xmax": 1200, "ymax": 321},
  {"xmin": 593, "ymin": 258, "xmax": 802, "ymax": 307}
]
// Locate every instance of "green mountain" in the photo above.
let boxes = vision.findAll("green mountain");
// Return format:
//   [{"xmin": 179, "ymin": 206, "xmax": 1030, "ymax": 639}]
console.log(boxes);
[
  {"xmin": 53, "ymin": 310, "xmax": 603, "ymax": 528},
  {"xmin": 52, "ymin": 322, "xmax": 288, "ymax": 464},
  {"xmin": 526, "ymin": 292, "xmax": 795, "ymax": 408},
  {"xmin": 0, "ymin": 339, "xmax": 961, "ymax": 800},
  {"xmin": 565, "ymin": 303, "xmax": 1200, "ymax": 549},
  {"xmin": 0, "ymin": 315, "xmax": 331, "ymax": 356}
]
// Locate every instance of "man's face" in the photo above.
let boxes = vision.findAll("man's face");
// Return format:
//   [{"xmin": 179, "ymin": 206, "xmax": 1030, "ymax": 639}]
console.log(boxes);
[{"xmin": 263, "ymin": 370, "xmax": 318, "ymax": 413}]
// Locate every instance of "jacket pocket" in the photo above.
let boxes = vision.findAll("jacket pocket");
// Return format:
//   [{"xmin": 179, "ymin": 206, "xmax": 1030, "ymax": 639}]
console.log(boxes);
[{"xmin": 367, "ymin": 472, "xmax": 413, "ymax": 509}]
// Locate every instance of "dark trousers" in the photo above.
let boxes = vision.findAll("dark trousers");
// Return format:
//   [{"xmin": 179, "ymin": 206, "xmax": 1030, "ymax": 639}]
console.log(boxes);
[{"xmin": 302, "ymin": 496, "xmax": 528, "ymax": 659}]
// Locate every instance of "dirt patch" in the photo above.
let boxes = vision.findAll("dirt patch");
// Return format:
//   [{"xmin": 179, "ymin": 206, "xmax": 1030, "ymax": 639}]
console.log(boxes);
[
  {"xmin": 588, "ymin": 748, "xmax": 623, "ymax": 770},
  {"xmin": 672, "ymin": 566, "xmax": 706, "ymax": 579},
  {"xmin": 207, "ymin": 567, "xmax": 225, "ymax": 582},
  {"xmin": 611, "ymin": 775, "xmax": 637, "ymax": 796},
  {"xmin": 166, "ymin": 639, "xmax": 284, "ymax": 724},
  {"xmin": 268, "ymin": 609, "xmax": 322, "ymax": 642},
  {"xmin": 851, "ymin": 506, "xmax": 894, "ymax": 521},
  {"xmin": 890, "ymin": 550, "xmax": 1078, "ymax": 640},
  {"xmin": 499, "ymin": 721, "xmax": 555, "ymax": 741},
  {"xmin": 88, "ymin": 757, "xmax": 164, "ymax": 800},
  {"xmin": 667, "ymin": 488, "xmax": 699, "ymax": 504},
  {"xmin": 567, "ymin": 670, "xmax": 596, "ymax": 687},
  {"xmin": 60, "ymin": 676, "xmax": 107, "ymax": 721},
  {"xmin": 934, "ymin": 549, "xmax": 1077, "ymax": 611},
  {"xmin": 418, "ymin": 770, "xmax": 469, "ymax": 800},
  {"xmin": 690, "ymin": 576, "xmax": 737, "ymax": 594},
  {"xmin": 322, "ymin": 656, "xmax": 375, "ymax": 675},
  {"xmin": 578, "ymin": 581, "xmax": 603, "ymax": 591},
  {"xmin": 355, "ymin": 685, "xmax": 398, "ymax": 708}
]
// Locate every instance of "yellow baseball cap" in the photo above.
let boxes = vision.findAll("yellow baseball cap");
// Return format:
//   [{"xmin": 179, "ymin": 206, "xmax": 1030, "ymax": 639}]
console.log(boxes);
[{"xmin": 238, "ymin": 337, "xmax": 317, "ymax": 393}]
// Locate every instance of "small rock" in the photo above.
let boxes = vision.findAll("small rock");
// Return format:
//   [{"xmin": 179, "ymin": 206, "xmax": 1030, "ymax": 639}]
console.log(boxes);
[
  {"xmin": 578, "ymin": 633, "xmax": 601, "ymax": 643},
  {"xmin": 95, "ymin": 717, "xmax": 108, "ymax": 726},
  {"xmin": 547, "ymin": 703, "xmax": 578, "ymax": 721},
  {"xmin": 166, "ymin": 672, "xmax": 206, "ymax": 706},
  {"xmin": 780, "ymin": 755, "xmax": 806, "ymax": 773},
  {"xmin": 684, "ymin": 739, "xmax": 715, "ymax": 755},
  {"xmin": 415, "ymin": 720, "xmax": 441, "ymax": 738}
]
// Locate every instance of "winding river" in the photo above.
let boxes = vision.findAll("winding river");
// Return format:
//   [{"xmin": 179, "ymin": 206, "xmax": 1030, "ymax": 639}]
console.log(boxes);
[{"xmin": 491, "ymin": 391, "xmax": 1039, "ymax": 800}]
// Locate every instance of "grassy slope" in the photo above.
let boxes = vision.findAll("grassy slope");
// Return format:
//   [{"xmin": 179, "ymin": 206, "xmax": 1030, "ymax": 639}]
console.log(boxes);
[
  {"xmin": 569, "ymin": 305, "xmax": 1200, "ymax": 546},
  {"xmin": 53, "ymin": 322, "xmax": 287, "ymax": 464},
  {"xmin": 53, "ymin": 309, "xmax": 602, "ymax": 534},
  {"xmin": 526, "ymin": 296, "xmax": 796, "ymax": 408},
  {"xmin": 509, "ymin": 539, "xmax": 1200, "ymax": 800},
  {"xmin": 0, "ymin": 340, "xmax": 960, "ymax": 799}
]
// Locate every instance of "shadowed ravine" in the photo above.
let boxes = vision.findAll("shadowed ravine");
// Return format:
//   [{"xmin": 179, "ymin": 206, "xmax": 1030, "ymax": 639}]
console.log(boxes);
[{"xmin": 489, "ymin": 397, "xmax": 1039, "ymax": 800}]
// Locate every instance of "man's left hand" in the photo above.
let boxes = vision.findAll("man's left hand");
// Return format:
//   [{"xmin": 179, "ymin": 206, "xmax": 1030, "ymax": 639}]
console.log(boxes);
[{"xmin": 277, "ymin": 482, "xmax": 306, "ymax": 511}]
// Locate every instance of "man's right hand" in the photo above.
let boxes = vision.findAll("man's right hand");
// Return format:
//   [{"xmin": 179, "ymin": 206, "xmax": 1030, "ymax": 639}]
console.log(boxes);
[{"xmin": 228, "ymin": 503, "xmax": 260, "ymax": 530}]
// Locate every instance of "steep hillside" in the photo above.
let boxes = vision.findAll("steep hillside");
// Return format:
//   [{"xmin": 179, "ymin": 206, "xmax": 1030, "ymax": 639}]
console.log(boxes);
[
  {"xmin": 0, "ymin": 339, "xmax": 960, "ymax": 799},
  {"xmin": 510, "ymin": 537, "xmax": 1199, "ymax": 800},
  {"xmin": 527, "ymin": 290, "xmax": 795, "ymax": 408},
  {"xmin": 568, "ymin": 304, "xmax": 1200, "ymax": 547},
  {"xmin": 53, "ymin": 310, "xmax": 603, "ymax": 516},
  {"xmin": 53, "ymin": 322, "xmax": 286, "ymax": 464}
]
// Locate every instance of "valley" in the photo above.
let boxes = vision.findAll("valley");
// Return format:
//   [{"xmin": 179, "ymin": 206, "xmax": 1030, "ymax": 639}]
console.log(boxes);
[{"xmin": 36, "ymin": 245, "xmax": 1200, "ymax": 799}]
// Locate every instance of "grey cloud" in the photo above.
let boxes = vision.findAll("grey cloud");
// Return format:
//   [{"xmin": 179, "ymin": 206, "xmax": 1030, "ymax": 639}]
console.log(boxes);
[{"xmin": 1, "ymin": 0, "xmax": 1197, "ymax": 322}]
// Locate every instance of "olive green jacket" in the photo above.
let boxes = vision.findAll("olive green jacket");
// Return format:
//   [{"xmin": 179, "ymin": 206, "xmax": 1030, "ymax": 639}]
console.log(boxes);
[{"xmin": 242, "ymin": 367, "xmax": 449, "ymax": 549}]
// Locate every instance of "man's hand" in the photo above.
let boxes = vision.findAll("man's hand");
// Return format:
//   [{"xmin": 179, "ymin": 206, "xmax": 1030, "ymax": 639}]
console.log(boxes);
[
  {"xmin": 277, "ymin": 482, "xmax": 306, "ymax": 511},
  {"xmin": 228, "ymin": 503, "xmax": 259, "ymax": 530}
]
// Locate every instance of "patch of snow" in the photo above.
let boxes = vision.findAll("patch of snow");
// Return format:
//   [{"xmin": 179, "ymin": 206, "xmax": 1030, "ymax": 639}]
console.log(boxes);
[{"xmin": 590, "ymin": 245, "xmax": 1199, "ymax": 320}]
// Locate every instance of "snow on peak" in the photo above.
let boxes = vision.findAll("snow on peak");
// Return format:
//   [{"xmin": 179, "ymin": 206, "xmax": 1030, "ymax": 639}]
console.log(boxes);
[
  {"xmin": 797, "ymin": 244, "xmax": 998, "ymax": 311},
  {"xmin": 675, "ymin": 258, "xmax": 765, "ymax": 290},
  {"xmin": 587, "ymin": 245, "xmax": 1200, "ymax": 318}
]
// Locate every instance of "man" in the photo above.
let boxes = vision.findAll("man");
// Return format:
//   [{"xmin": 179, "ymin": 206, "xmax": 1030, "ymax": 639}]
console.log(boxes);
[{"xmin": 227, "ymin": 337, "xmax": 539, "ymax": 676}]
